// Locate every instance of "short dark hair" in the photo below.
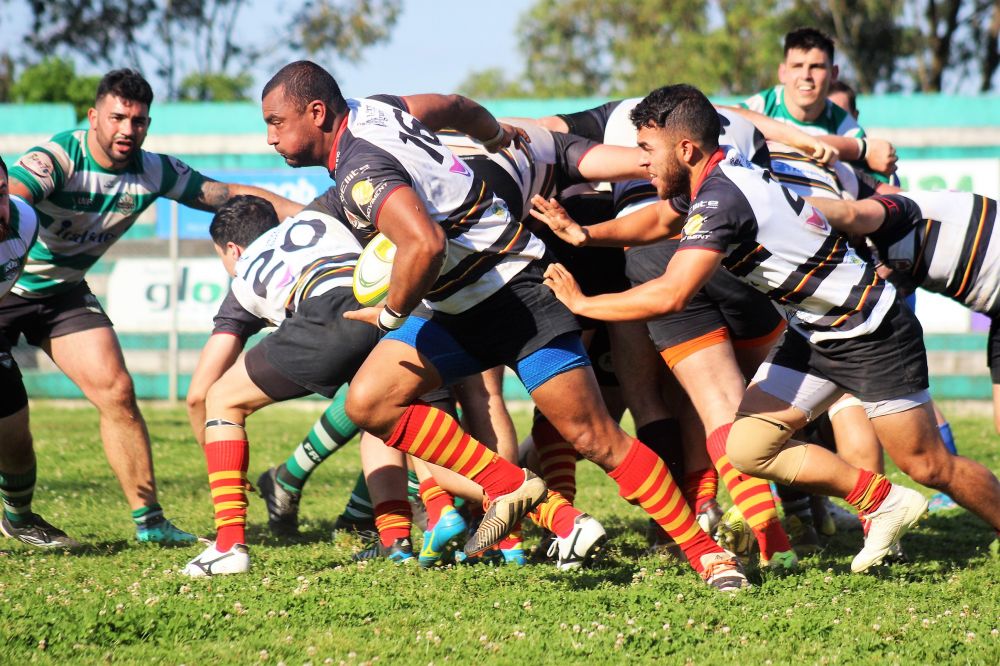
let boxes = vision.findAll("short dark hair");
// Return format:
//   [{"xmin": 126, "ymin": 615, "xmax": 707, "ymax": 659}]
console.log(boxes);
[
  {"xmin": 210, "ymin": 195, "xmax": 280, "ymax": 248},
  {"xmin": 784, "ymin": 27, "xmax": 835, "ymax": 62},
  {"xmin": 96, "ymin": 69, "xmax": 154, "ymax": 106},
  {"xmin": 262, "ymin": 60, "xmax": 347, "ymax": 114},
  {"xmin": 828, "ymin": 80, "xmax": 858, "ymax": 115},
  {"xmin": 630, "ymin": 84, "xmax": 720, "ymax": 150}
]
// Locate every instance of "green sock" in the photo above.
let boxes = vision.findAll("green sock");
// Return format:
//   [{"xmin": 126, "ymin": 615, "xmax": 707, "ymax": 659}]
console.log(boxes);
[
  {"xmin": 132, "ymin": 503, "xmax": 165, "ymax": 530},
  {"xmin": 0, "ymin": 466, "xmax": 36, "ymax": 525},
  {"xmin": 277, "ymin": 384, "xmax": 358, "ymax": 494},
  {"xmin": 407, "ymin": 469, "xmax": 420, "ymax": 502},
  {"xmin": 340, "ymin": 472, "xmax": 374, "ymax": 524}
]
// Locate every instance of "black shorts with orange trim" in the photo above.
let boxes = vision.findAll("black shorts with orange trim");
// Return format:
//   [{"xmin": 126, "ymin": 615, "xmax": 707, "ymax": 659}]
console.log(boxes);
[{"xmin": 625, "ymin": 238, "xmax": 785, "ymax": 364}]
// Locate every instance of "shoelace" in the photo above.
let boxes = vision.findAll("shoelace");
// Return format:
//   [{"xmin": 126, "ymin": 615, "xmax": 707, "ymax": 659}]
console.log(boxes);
[{"xmin": 700, "ymin": 556, "xmax": 740, "ymax": 582}]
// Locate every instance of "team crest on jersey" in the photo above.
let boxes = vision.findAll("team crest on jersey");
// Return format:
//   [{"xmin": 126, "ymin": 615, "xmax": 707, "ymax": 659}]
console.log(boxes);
[
  {"xmin": 167, "ymin": 156, "xmax": 191, "ymax": 176},
  {"xmin": 804, "ymin": 209, "xmax": 829, "ymax": 232},
  {"xmin": 352, "ymin": 180, "xmax": 375, "ymax": 207},
  {"xmin": 20, "ymin": 152, "xmax": 52, "ymax": 179},
  {"xmin": 2, "ymin": 257, "xmax": 21, "ymax": 282},
  {"xmin": 115, "ymin": 192, "xmax": 136, "ymax": 214},
  {"xmin": 683, "ymin": 214, "xmax": 705, "ymax": 236}
]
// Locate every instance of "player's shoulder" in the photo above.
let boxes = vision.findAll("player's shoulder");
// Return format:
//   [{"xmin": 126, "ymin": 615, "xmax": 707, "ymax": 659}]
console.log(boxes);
[
  {"xmin": 9, "ymin": 196, "xmax": 40, "ymax": 244},
  {"xmin": 823, "ymin": 101, "xmax": 861, "ymax": 136},
  {"xmin": 741, "ymin": 86, "xmax": 780, "ymax": 113}
]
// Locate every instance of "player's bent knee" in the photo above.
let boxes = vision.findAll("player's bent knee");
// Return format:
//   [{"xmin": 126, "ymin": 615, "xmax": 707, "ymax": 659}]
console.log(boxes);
[
  {"xmin": 90, "ymin": 371, "xmax": 139, "ymax": 413},
  {"xmin": 726, "ymin": 412, "xmax": 801, "ymax": 484},
  {"xmin": 897, "ymin": 453, "xmax": 952, "ymax": 490}
]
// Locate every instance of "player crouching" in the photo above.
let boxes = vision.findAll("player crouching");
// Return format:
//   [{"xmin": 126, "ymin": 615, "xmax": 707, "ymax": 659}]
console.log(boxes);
[{"xmin": 182, "ymin": 195, "xmax": 381, "ymax": 576}]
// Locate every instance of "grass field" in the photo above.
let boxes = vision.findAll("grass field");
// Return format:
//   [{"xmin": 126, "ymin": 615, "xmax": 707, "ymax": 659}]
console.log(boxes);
[{"xmin": 1, "ymin": 403, "xmax": 998, "ymax": 665}]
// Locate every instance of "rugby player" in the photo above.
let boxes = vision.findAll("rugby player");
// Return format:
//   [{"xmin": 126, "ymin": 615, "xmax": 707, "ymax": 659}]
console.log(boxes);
[
  {"xmin": 542, "ymin": 98, "xmax": 800, "ymax": 568},
  {"xmin": 1, "ymin": 70, "xmax": 296, "ymax": 547},
  {"xmin": 261, "ymin": 61, "xmax": 748, "ymax": 590},
  {"xmin": 808, "ymin": 191, "xmax": 1000, "ymax": 460},
  {"xmin": 741, "ymin": 27, "xmax": 897, "ymax": 186},
  {"xmin": 0, "ymin": 157, "xmax": 60, "ymax": 546},
  {"xmin": 536, "ymin": 84, "xmax": 947, "ymax": 573}
]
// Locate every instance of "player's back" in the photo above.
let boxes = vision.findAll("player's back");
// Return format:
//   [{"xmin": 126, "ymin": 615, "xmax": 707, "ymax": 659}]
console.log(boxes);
[{"xmin": 231, "ymin": 208, "xmax": 361, "ymax": 325}]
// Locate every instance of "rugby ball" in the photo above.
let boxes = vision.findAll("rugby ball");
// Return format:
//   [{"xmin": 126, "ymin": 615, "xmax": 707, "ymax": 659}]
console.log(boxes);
[{"xmin": 353, "ymin": 233, "xmax": 397, "ymax": 306}]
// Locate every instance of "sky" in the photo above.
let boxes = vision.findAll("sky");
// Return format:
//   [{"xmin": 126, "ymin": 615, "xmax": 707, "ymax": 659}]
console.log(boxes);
[{"xmin": 0, "ymin": 0, "xmax": 536, "ymax": 99}]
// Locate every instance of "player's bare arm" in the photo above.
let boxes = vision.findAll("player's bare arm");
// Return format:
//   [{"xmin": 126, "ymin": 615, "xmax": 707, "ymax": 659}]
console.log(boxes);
[
  {"xmin": 530, "ymin": 195, "xmax": 682, "ymax": 247},
  {"xmin": 188, "ymin": 178, "xmax": 303, "ymax": 219},
  {"xmin": 344, "ymin": 186, "xmax": 446, "ymax": 327},
  {"xmin": 577, "ymin": 145, "xmax": 648, "ymax": 182},
  {"xmin": 543, "ymin": 247, "xmax": 723, "ymax": 320},
  {"xmin": 814, "ymin": 134, "xmax": 897, "ymax": 174},
  {"xmin": 401, "ymin": 94, "xmax": 528, "ymax": 151},
  {"xmin": 804, "ymin": 196, "xmax": 887, "ymax": 235},
  {"xmin": 7, "ymin": 179, "xmax": 34, "ymax": 205},
  {"xmin": 722, "ymin": 105, "xmax": 838, "ymax": 164}
]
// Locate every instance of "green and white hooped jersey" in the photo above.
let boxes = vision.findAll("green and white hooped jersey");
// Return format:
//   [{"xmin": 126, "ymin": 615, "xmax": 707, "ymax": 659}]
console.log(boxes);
[
  {"xmin": 9, "ymin": 129, "xmax": 205, "ymax": 298},
  {"xmin": 1, "ymin": 197, "xmax": 40, "ymax": 300},
  {"xmin": 741, "ymin": 85, "xmax": 863, "ymax": 138}
]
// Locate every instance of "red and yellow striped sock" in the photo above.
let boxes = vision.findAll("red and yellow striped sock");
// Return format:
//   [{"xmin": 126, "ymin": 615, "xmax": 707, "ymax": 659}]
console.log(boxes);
[
  {"xmin": 682, "ymin": 467, "xmax": 719, "ymax": 514},
  {"xmin": 609, "ymin": 439, "xmax": 722, "ymax": 572},
  {"xmin": 499, "ymin": 524, "xmax": 523, "ymax": 551},
  {"xmin": 708, "ymin": 424, "xmax": 791, "ymax": 558},
  {"xmin": 205, "ymin": 439, "xmax": 249, "ymax": 551},
  {"xmin": 418, "ymin": 479, "xmax": 454, "ymax": 530},
  {"xmin": 529, "ymin": 490, "xmax": 582, "ymax": 538},
  {"xmin": 374, "ymin": 500, "xmax": 412, "ymax": 547},
  {"xmin": 844, "ymin": 470, "xmax": 891, "ymax": 514},
  {"xmin": 533, "ymin": 418, "xmax": 578, "ymax": 503},
  {"xmin": 385, "ymin": 402, "xmax": 524, "ymax": 499}
]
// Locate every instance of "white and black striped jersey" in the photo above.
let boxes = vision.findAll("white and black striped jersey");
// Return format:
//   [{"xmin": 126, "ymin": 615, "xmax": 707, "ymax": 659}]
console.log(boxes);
[
  {"xmin": 559, "ymin": 99, "xmax": 769, "ymax": 216},
  {"xmin": 1, "ymin": 197, "xmax": 39, "ymax": 300},
  {"xmin": 678, "ymin": 147, "xmax": 896, "ymax": 343},
  {"xmin": 329, "ymin": 95, "xmax": 547, "ymax": 314},
  {"xmin": 869, "ymin": 192, "xmax": 1000, "ymax": 316},
  {"xmin": 766, "ymin": 142, "xmax": 880, "ymax": 201},
  {"xmin": 437, "ymin": 123, "xmax": 597, "ymax": 222},
  {"xmin": 228, "ymin": 204, "xmax": 361, "ymax": 327}
]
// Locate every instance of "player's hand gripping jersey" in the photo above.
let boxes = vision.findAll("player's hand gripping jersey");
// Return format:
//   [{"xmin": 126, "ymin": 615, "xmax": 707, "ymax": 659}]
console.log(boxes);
[
  {"xmin": 560, "ymin": 98, "xmax": 769, "ymax": 216},
  {"xmin": 0, "ymin": 198, "xmax": 40, "ymax": 300},
  {"xmin": 330, "ymin": 96, "xmax": 546, "ymax": 314},
  {"xmin": 9, "ymin": 130, "xmax": 205, "ymax": 298},
  {"xmin": 217, "ymin": 205, "xmax": 362, "ymax": 333},
  {"xmin": 679, "ymin": 147, "xmax": 895, "ymax": 343},
  {"xmin": 868, "ymin": 192, "xmax": 1000, "ymax": 316}
]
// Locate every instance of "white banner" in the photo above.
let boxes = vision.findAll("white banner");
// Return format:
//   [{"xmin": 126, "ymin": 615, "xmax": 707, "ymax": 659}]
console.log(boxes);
[
  {"xmin": 107, "ymin": 258, "xmax": 230, "ymax": 332},
  {"xmin": 896, "ymin": 158, "xmax": 1000, "ymax": 199}
]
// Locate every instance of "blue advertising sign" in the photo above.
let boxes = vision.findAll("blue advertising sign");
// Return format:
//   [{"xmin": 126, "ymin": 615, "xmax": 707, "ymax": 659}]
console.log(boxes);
[{"xmin": 154, "ymin": 169, "xmax": 333, "ymax": 239}]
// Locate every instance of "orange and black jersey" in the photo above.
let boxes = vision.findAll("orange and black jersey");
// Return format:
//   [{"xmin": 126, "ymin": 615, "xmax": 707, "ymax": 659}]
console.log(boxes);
[{"xmin": 871, "ymin": 192, "xmax": 1000, "ymax": 316}]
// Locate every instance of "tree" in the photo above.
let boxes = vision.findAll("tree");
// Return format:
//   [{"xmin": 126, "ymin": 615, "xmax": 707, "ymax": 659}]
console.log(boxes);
[
  {"xmin": 460, "ymin": 0, "xmax": 999, "ymax": 98},
  {"xmin": 9, "ymin": 0, "xmax": 402, "ymax": 101},
  {"xmin": 9, "ymin": 57, "xmax": 101, "ymax": 119},
  {"xmin": 460, "ymin": 0, "xmax": 797, "ymax": 98}
]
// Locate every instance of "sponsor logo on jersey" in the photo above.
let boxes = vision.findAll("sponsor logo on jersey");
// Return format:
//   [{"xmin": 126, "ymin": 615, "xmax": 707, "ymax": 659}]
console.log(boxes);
[
  {"xmin": 363, "ymin": 106, "xmax": 389, "ymax": 127},
  {"xmin": 344, "ymin": 209, "xmax": 367, "ymax": 230},
  {"xmin": 20, "ymin": 152, "xmax": 52, "ymax": 179},
  {"xmin": 449, "ymin": 155, "xmax": 470, "ymax": 176},
  {"xmin": 690, "ymin": 200, "xmax": 719, "ymax": 212},
  {"xmin": 115, "ymin": 192, "xmax": 136, "ymax": 215},
  {"xmin": 683, "ymin": 214, "xmax": 705, "ymax": 236},
  {"xmin": 804, "ymin": 209, "xmax": 829, "ymax": 232},
  {"xmin": 352, "ymin": 180, "xmax": 375, "ymax": 207}
]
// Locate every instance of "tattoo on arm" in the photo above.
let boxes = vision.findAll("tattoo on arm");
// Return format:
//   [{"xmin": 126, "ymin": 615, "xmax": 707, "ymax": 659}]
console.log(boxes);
[{"xmin": 195, "ymin": 179, "xmax": 232, "ymax": 211}]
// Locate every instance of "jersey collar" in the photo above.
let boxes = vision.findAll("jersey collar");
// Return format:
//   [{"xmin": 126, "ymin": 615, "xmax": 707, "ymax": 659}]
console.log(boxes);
[
  {"xmin": 691, "ymin": 148, "xmax": 726, "ymax": 198},
  {"xmin": 326, "ymin": 115, "xmax": 350, "ymax": 175}
]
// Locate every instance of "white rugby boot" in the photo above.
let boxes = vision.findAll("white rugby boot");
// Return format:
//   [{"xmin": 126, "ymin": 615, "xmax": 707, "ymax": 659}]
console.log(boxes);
[
  {"xmin": 851, "ymin": 485, "xmax": 927, "ymax": 573},
  {"xmin": 182, "ymin": 542, "xmax": 251, "ymax": 577}
]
